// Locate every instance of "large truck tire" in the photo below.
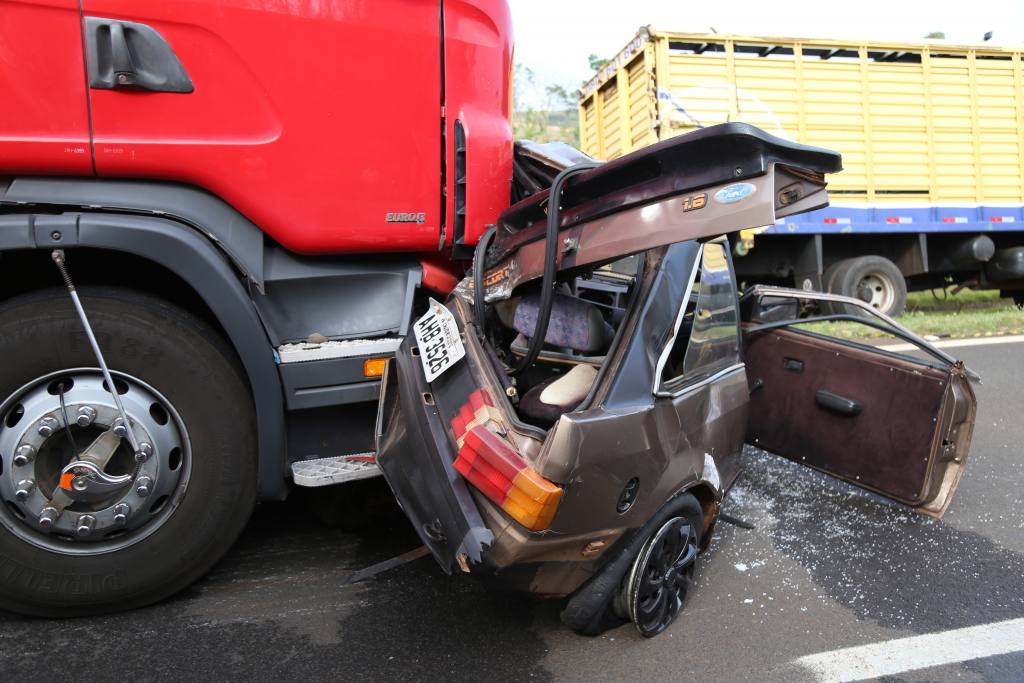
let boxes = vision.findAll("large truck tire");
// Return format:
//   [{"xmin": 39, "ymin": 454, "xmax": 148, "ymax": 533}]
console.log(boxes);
[
  {"xmin": 0, "ymin": 287, "xmax": 257, "ymax": 616},
  {"xmin": 823, "ymin": 255, "xmax": 907, "ymax": 317}
]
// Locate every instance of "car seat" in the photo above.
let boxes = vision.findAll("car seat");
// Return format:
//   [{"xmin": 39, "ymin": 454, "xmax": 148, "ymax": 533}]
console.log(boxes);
[{"xmin": 495, "ymin": 293, "xmax": 613, "ymax": 425}]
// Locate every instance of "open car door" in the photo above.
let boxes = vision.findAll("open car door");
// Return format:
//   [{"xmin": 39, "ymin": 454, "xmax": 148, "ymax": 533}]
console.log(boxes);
[{"xmin": 741, "ymin": 286, "xmax": 978, "ymax": 517}]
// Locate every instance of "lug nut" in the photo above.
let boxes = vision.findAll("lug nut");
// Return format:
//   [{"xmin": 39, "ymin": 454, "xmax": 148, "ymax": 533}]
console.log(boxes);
[
  {"xmin": 112, "ymin": 503, "xmax": 131, "ymax": 526},
  {"xmin": 39, "ymin": 506, "xmax": 60, "ymax": 529},
  {"xmin": 112, "ymin": 419, "xmax": 128, "ymax": 437},
  {"xmin": 13, "ymin": 444, "xmax": 35, "ymax": 466},
  {"xmin": 37, "ymin": 416, "xmax": 59, "ymax": 437},
  {"xmin": 135, "ymin": 475, "xmax": 153, "ymax": 497},
  {"xmin": 76, "ymin": 405, "xmax": 97, "ymax": 427},
  {"xmin": 75, "ymin": 514, "xmax": 96, "ymax": 538},
  {"xmin": 135, "ymin": 441, "xmax": 153, "ymax": 464},
  {"xmin": 14, "ymin": 479, "xmax": 35, "ymax": 501}
]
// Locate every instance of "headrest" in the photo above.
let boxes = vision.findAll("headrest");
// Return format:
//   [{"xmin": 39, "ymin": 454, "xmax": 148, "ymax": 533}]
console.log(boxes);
[{"xmin": 494, "ymin": 294, "xmax": 613, "ymax": 353}]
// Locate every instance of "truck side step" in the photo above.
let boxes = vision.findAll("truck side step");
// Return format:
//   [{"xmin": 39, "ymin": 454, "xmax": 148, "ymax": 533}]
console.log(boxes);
[
  {"xmin": 290, "ymin": 453, "xmax": 380, "ymax": 487},
  {"xmin": 277, "ymin": 338, "xmax": 402, "ymax": 363}
]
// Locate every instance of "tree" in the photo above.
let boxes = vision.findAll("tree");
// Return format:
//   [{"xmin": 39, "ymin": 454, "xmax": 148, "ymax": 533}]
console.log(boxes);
[
  {"xmin": 924, "ymin": 31, "xmax": 946, "ymax": 39},
  {"xmin": 512, "ymin": 64, "xmax": 580, "ymax": 146},
  {"xmin": 513, "ymin": 64, "xmax": 548, "ymax": 141},
  {"xmin": 588, "ymin": 53, "xmax": 609, "ymax": 72},
  {"xmin": 545, "ymin": 83, "xmax": 575, "ymax": 111}
]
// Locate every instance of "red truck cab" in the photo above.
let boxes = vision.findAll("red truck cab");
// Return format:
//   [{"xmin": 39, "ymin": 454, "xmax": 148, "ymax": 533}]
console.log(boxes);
[
  {"xmin": 1, "ymin": 0, "xmax": 513, "ymax": 254},
  {"xmin": 0, "ymin": 0, "xmax": 515, "ymax": 617}
]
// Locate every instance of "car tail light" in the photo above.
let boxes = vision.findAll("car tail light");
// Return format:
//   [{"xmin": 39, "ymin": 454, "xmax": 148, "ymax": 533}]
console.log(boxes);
[{"xmin": 450, "ymin": 389, "xmax": 562, "ymax": 531}]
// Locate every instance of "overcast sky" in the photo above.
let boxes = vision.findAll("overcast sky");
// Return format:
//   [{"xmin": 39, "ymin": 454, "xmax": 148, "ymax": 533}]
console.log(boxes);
[{"xmin": 509, "ymin": 0, "xmax": 1024, "ymax": 107}]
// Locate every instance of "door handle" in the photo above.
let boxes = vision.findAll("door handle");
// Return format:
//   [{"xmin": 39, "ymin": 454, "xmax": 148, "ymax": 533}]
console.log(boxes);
[
  {"xmin": 815, "ymin": 390, "xmax": 862, "ymax": 416},
  {"xmin": 85, "ymin": 17, "xmax": 193, "ymax": 93}
]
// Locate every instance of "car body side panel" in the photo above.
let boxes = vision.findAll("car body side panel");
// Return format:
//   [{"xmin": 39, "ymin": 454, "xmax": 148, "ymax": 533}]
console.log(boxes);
[{"xmin": 377, "ymin": 240, "xmax": 749, "ymax": 597}]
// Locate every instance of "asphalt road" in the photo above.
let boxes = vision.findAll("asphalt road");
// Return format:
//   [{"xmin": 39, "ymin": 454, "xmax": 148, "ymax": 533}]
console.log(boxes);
[{"xmin": 1, "ymin": 341, "xmax": 1021, "ymax": 682}]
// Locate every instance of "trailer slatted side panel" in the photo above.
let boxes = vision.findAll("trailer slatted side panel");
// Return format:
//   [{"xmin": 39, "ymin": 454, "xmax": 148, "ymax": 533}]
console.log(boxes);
[
  {"xmin": 600, "ymin": 80, "xmax": 623, "ymax": 159},
  {"xmin": 731, "ymin": 51, "xmax": 800, "ymax": 138},
  {"xmin": 627, "ymin": 54, "xmax": 656, "ymax": 151},
  {"xmin": 865, "ymin": 59, "xmax": 929, "ymax": 200},
  {"xmin": 664, "ymin": 52, "xmax": 731, "ymax": 128},
  {"xmin": 931, "ymin": 56, "xmax": 976, "ymax": 201},
  {"xmin": 801, "ymin": 53, "xmax": 867, "ymax": 199},
  {"xmin": 579, "ymin": 96, "xmax": 599, "ymax": 159},
  {"xmin": 580, "ymin": 30, "xmax": 1024, "ymax": 207},
  {"xmin": 975, "ymin": 57, "xmax": 1023, "ymax": 200}
]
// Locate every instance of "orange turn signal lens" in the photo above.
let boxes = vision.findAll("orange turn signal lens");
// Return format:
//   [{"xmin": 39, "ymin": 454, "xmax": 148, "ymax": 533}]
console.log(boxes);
[{"xmin": 363, "ymin": 358, "xmax": 387, "ymax": 377}]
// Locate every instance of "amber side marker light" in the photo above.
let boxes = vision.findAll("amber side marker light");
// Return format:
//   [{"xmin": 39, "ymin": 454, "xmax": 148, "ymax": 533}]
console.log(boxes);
[
  {"xmin": 450, "ymin": 389, "xmax": 562, "ymax": 531},
  {"xmin": 363, "ymin": 357, "xmax": 388, "ymax": 377}
]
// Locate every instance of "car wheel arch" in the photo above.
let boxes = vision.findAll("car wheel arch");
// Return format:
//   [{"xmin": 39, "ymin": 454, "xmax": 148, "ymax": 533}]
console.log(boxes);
[{"xmin": 0, "ymin": 211, "xmax": 287, "ymax": 500}]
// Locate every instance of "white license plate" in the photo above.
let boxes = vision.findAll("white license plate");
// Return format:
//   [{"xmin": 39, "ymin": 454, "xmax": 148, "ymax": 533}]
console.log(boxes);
[{"xmin": 413, "ymin": 299, "xmax": 466, "ymax": 382}]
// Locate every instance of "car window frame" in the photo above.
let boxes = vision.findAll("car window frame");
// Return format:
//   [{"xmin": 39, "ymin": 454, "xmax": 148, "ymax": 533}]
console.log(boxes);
[
  {"xmin": 653, "ymin": 236, "xmax": 744, "ymax": 398},
  {"xmin": 741, "ymin": 285, "xmax": 980, "ymax": 381}
]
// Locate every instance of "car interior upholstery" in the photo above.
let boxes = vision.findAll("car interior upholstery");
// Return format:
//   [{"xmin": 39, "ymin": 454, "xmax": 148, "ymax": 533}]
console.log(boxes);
[{"xmin": 495, "ymin": 290, "xmax": 618, "ymax": 427}]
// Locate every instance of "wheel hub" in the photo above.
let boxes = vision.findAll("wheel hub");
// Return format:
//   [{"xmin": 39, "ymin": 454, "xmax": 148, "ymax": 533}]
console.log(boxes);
[
  {"xmin": 856, "ymin": 272, "xmax": 896, "ymax": 312},
  {"xmin": 0, "ymin": 370, "xmax": 190, "ymax": 554}
]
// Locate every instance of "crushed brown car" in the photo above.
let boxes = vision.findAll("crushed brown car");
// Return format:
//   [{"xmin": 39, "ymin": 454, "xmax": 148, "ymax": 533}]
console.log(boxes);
[{"xmin": 375, "ymin": 123, "xmax": 978, "ymax": 637}]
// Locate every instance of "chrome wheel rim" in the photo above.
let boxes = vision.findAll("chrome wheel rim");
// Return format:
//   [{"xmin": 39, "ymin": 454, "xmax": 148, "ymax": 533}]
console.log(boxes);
[
  {"xmin": 627, "ymin": 516, "xmax": 698, "ymax": 637},
  {"xmin": 0, "ymin": 368, "xmax": 191, "ymax": 555}
]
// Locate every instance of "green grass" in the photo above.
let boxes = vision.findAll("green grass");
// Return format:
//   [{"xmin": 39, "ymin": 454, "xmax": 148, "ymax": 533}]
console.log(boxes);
[{"xmin": 797, "ymin": 287, "xmax": 1024, "ymax": 340}]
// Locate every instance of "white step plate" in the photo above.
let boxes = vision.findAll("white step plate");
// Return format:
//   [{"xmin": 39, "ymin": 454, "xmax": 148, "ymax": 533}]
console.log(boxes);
[
  {"xmin": 291, "ymin": 453, "xmax": 381, "ymax": 487},
  {"xmin": 277, "ymin": 338, "xmax": 402, "ymax": 363}
]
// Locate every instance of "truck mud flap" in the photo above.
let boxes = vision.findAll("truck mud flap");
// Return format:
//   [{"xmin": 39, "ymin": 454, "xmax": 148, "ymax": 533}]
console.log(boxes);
[{"xmin": 375, "ymin": 345, "xmax": 494, "ymax": 573}]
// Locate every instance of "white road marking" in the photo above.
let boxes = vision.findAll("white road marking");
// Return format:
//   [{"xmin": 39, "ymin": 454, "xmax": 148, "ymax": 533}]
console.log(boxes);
[
  {"xmin": 879, "ymin": 334, "xmax": 1024, "ymax": 353},
  {"xmin": 794, "ymin": 617, "xmax": 1024, "ymax": 682}
]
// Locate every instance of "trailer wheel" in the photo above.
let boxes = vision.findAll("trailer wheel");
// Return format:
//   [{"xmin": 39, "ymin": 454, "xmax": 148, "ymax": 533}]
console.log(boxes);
[
  {"xmin": 0, "ymin": 287, "xmax": 256, "ymax": 616},
  {"xmin": 825, "ymin": 256, "xmax": 907, "ymax": 317}
]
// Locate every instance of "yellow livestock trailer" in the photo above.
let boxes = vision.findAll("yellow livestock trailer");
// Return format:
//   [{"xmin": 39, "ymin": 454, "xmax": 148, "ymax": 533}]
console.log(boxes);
[{"xmin": 579, "ymin": 28, "xmax": 1024, "ymax": 313}]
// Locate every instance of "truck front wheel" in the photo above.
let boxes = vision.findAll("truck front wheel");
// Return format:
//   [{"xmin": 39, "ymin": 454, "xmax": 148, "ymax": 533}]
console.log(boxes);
[
  {"xmin": 0, "ymin": 287, "xmax": 256, "ymax": 616},
  {"xmin": 824, "ymin": 255, "xmax": 908, "ymax": 317}
]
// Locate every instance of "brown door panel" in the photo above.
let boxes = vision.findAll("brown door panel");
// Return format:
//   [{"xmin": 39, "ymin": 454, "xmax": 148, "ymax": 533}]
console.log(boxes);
[{"xmin": 743, "ymin": 327, "xmax": 975, "ymax": 513}]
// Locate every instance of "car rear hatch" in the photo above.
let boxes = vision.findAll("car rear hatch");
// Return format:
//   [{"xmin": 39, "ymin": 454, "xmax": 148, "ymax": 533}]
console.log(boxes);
[{"xmin": 375, "ymin": 318, "xmax": 496, "ymax": 573}]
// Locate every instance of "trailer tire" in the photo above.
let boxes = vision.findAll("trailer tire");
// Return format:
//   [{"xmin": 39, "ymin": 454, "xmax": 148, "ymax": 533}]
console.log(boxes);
[
  {"xmin": 0, "ymin": 287, "xmax": 256, "ymax": 617},
  {"xmin": 825, "ymin": 256, "xmax": 907, "ymax": 317}
]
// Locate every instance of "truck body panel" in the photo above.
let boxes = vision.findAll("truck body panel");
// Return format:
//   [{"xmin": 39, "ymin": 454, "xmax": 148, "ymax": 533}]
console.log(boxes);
[
  {"xmin": 581, "ymin": 29, "xmax": 1024, "ymax": 207},
  {"xmin": 580, "ymin": 29, "xmax": 1024, "ymax": 300},
  {"xmin": 0, "ymin": 0, "xmax": 93, "ymax": 175},
  {"xmin": 441, "ymin": 0, "xmax": 515, "ymax": 254},
  {"xmin": 3, "ymin": 0, "xmax": 507, "ymax": 256},
  {"xmin": 80, "ymin": 0, "xmax": 443, "ymax": 254}
]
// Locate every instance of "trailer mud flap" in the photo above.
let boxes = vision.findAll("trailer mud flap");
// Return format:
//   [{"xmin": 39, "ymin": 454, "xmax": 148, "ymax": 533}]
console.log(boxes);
[{"xmin": 375, "ymin": 348, "xmax": 494, "ymax": 573}]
